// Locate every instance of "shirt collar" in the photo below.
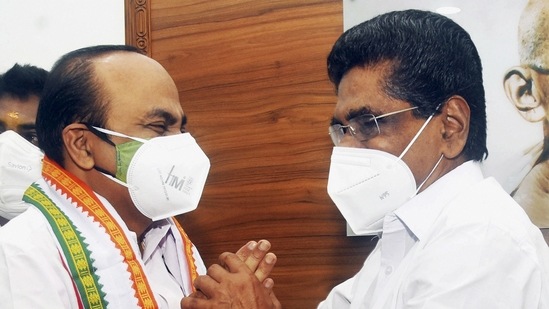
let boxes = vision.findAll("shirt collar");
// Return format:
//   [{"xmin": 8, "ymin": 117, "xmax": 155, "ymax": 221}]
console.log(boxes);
[
  {"xmin": 393, "ymin": 161, "xmax": 484, "ymax": 241},
  {"xmin": 140, "ymin": 219, "xmax": 172, "ymax": 259}
]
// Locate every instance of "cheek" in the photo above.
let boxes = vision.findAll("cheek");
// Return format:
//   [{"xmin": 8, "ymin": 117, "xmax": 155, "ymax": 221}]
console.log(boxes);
[
  {"xmin": 537, "ymin": 76, "xmax": 549, "ymax": 109},
  {"xmin": 93, "ymin": 144, "xmax": 118, "ymax": 174},
  {"xmin": 397, "ymin": 125, "xmax": 443, "ymax": 178},
  {"xmin": 409, "ymin": 140, "xmax": 443, "ymax": 182},
  {"xmin": 362, "ymin": 137, "xmax": 407, "ymax": 157},
  {"xmin": 337, "ymin": 136, "xmax": 366, "ymax": 148},
  {"xmin": 367, "ymin": 121, "xmax": 422, "ymax": 156}
]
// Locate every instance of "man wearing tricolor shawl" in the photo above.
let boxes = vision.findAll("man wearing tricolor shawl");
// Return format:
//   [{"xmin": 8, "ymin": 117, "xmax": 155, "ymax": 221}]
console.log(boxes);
[{"xmin": 0, "ymin": 45, "xmax": 277, "ymax": 308}]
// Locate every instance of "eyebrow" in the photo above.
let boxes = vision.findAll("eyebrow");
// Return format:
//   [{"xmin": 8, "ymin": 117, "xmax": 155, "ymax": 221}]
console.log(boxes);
[
  {"xmin": 145, "ymin": 108, "xmax": 182, "ymax": 126},
  {"xmin": 16, "ymin": 123, "xmax": 36, "ymax": 130},
  {"xmin": 330, "ymin": 106, "xmax": 374, "ymax": 126},
  {"xmin": 0, "ymin": 121, "xmax": 35, "ymax": 131},
  {"xmin": 530, "ymin": 65, "xmax": 549, "ymax": 75}
]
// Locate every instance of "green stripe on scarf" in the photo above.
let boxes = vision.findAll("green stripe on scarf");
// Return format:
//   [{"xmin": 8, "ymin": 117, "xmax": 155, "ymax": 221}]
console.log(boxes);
[{"xmin": 23, "ymin": 183, "xmax": 107, "ymax": 309}]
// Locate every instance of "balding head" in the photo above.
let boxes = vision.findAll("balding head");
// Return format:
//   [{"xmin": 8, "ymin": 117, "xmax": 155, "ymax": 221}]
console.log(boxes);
[
  {"xmin": 36, "ymin": 45, "xmax": 144, "ymax": 165},
  {"xmin": 519, "ymin": 0, "xmax": 549, "ymax": 70}
]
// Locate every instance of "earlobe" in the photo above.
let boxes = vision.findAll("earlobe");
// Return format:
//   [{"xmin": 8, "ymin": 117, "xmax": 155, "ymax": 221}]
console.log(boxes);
[
  {"xmin": 503, "ymin": 66, "xmax": 545, "ymax": 122},
  {"xmin": 62, "ymin": 123, "xmax": 96, "ymax": 170},
  {"xmin": 440, "ymin": 96, "xmax": 470, "ymax": 159}
]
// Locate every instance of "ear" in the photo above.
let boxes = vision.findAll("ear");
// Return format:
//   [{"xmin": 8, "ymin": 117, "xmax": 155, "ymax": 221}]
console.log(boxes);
[
  {"xmin": 62, "ymin": 123, "xmax": 96, "ymax": 170},
  {"xmin": 503, "ymin": 66, "xmax": 545, "ymax": 122},
  {"xmin": 440, "ymin": 96, "xmax": 470, "ymax": 159}
]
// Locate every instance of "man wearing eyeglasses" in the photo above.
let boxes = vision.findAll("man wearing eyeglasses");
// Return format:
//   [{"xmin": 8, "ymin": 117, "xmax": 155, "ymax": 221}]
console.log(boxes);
[
  {"xmin": 504, "ymin": 0, "xmax": 549, "ymax": 232},
  {"xmin": 320, "ymin": 9, "xmax": 549, "ymax": 308},
  {"xmin": 181, "ymin": 9, "xmax": 549, "ymax": 309}
]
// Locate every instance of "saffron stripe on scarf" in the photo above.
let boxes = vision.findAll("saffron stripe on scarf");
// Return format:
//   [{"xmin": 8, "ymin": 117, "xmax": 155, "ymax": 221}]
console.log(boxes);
[
  {"xmin": 41, "ymin": 157, "xmax": 157, "ymax": 309},
  {"xmin": 173, "ymin": 219, "xmax": 199, "ymax": 292}
]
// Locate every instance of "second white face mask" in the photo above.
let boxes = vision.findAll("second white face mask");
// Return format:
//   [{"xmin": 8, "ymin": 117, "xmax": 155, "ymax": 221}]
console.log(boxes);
[
  {"xmin": 0, "ymin": 130, "xmax": 44, "ymax": 220},
  {"xmin": 327, "ymin": 147, "xmax": 417, "ymax": 235}
]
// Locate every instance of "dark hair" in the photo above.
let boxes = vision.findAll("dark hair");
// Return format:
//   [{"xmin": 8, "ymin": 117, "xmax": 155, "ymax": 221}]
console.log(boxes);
[
  {"xmin": 327, "ymin": 10, "xmax": 487, "ymax": 161},
  {"xmin": 0, "ymin": 63, "xmax": 48, "ymax": 100},
  {"xmin": 36, "ymin": 45, "xmax": 143, "ymax": 165}
]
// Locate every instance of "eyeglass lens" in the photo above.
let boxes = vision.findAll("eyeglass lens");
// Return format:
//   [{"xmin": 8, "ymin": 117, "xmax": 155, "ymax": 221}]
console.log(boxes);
[{"xmin": 329, "ymin": 114, "xmax": 379, "ymax": 146}]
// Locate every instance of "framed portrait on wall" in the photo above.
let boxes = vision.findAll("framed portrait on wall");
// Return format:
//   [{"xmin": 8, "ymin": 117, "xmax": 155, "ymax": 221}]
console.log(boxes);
[{"xmin": 344, "ymin": 0, "xmax": 549, "ymax": 230}]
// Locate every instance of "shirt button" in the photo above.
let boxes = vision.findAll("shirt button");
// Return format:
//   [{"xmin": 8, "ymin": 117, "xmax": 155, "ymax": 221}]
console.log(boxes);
[{"xmin": 385, "ymin": 266, "xmax": 393, "ymax": 275}]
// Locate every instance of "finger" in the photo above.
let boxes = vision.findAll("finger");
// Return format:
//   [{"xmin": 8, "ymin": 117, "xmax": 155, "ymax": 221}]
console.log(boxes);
[
  {"xmin": 263, "ymin": 277, "xmax": 274, "ymax": 291},
  {"xmin": 235, "ymin": 240, "xmax": 272, "ymax": 278},
  {"xmin": 218, "ymin": 252, "xmax": 251, "ymax": 275},
  {"xmin": 192, "ymin": 275, "xmax": 222, "ymax": 298},
  {"xmin": 269, "ymin": 290, "xmax": 282, "ymax": 309},
  {"xmin": 204, "ymin": 263, "xmax": 230, "ymax": 285},
  {"xmin": 245, "ymin": 239, "xmax": 271, "ymax": 272},
  {"xmin": 254, "ymin": 252, "xmax": 277, "ymax": 282},
  {"xmin": 235, "ymin": 240, "xmax": 257, "ymax": 262},
  {"xmin": 188, "ymin": 290, "xmax": 208, "ymax": 299},
  {"xmin": 206, "ymin": 260, "xmax": 249, "ymax": 286},
  {"xmin": 180, "ymin": 296, "xmax": 216, "ymax": 309}
]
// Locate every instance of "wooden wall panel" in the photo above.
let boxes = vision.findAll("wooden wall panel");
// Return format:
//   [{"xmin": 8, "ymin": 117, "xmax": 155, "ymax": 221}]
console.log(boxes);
[{"xmin": 127, "ymin": 1, "xmax": 377, "ymax": 308}]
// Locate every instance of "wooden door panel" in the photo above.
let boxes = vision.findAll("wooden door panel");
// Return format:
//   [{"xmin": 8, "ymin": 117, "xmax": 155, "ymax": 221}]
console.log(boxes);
[{"xmin": 126, "ymin": 1, "xmax": 376, "ymax": 307}]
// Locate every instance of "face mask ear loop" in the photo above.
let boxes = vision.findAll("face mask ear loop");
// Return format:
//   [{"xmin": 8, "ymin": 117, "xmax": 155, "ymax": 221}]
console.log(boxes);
[
  {"xmin": 90, "ymin": 126, "xmax": 147, "ymax": 185},
  {"xmin": 92, "ymin": 126, "xmax": 148, "ymax": 144},
  {"xmin": 397, "ymin": 113, "xmax": 435, "ymax": 161},
  {"xmin": 397, "ymin": 102, "xmax": 444, "ymax": 161},
  {"xmin": 98, "ymin": 171, "xmax": 138, "ymax": 191},
  {"xmin": 415, "ymin": 154, "xmax": 444, "ymax": 194}
]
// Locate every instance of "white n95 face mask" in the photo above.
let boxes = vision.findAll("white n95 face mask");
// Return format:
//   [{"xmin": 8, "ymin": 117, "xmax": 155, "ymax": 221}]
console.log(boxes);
[
  {"xmin": 0, "ymin": 130, "xmax": 44, "ymax": 220},
  {"xmin": 327, "ymin": 113, "xmax": 442, "ymax": 235},
  {"xmin": 92, "ymin": 127, "xmax": 211, "ymax": 221},
  {"xmin": 327, "ymin": 147, "xmax": 416, "ymax": 235}
]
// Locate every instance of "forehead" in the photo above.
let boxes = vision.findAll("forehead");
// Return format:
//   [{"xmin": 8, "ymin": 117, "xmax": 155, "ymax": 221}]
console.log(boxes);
[
  {"xmin": 0, "ymin": 95, "xmax": 39, "ymax": 122},
  {"xmin": 93, "ymin": 52, "xmax": 184, "ymax": 124},
  {"xmin": 334, "ymin": 63, "xmax": 404, "ymax": 120},
  {"xmin": 519, "ymin": 0, "xmax": 549, "ymax": 67}
]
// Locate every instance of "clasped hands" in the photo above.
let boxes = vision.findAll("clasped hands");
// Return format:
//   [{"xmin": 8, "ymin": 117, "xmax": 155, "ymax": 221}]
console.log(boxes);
[{"xmin": 181, "ymin": 239, "xmax": 282, "ymax": 309}]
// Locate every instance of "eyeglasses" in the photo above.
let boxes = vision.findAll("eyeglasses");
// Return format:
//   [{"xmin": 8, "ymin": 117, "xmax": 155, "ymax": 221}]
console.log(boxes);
[{"xmin": 328, "ymin": 106, "xmax": 418, "ymax": 146}]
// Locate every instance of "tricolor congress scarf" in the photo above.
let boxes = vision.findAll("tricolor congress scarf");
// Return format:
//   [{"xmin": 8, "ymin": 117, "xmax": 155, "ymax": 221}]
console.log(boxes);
[{"xmin": 23, "ymin": 157, "xmax": 203, "ymax": 308}]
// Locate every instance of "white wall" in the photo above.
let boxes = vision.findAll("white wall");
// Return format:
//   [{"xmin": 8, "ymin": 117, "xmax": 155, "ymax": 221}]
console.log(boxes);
[{"xmin": 0, "ymin": 0, "xmax": 125, "ymax": 72}]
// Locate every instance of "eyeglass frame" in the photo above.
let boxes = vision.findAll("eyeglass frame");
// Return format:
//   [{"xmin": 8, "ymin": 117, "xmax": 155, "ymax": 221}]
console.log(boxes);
[{"xmin": 328, "ymin": 106, "xmax": 419, "ymax": 146}]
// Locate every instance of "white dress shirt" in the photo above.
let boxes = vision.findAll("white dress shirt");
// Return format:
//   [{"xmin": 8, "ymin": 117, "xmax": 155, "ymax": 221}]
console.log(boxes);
[
  {"xmin": 141, "ymin": 220, "xmax": 206, "ymax": 308},
  {"xmin": 319, "ymin": 161, "xmax": 549, "ymax": 309}
]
